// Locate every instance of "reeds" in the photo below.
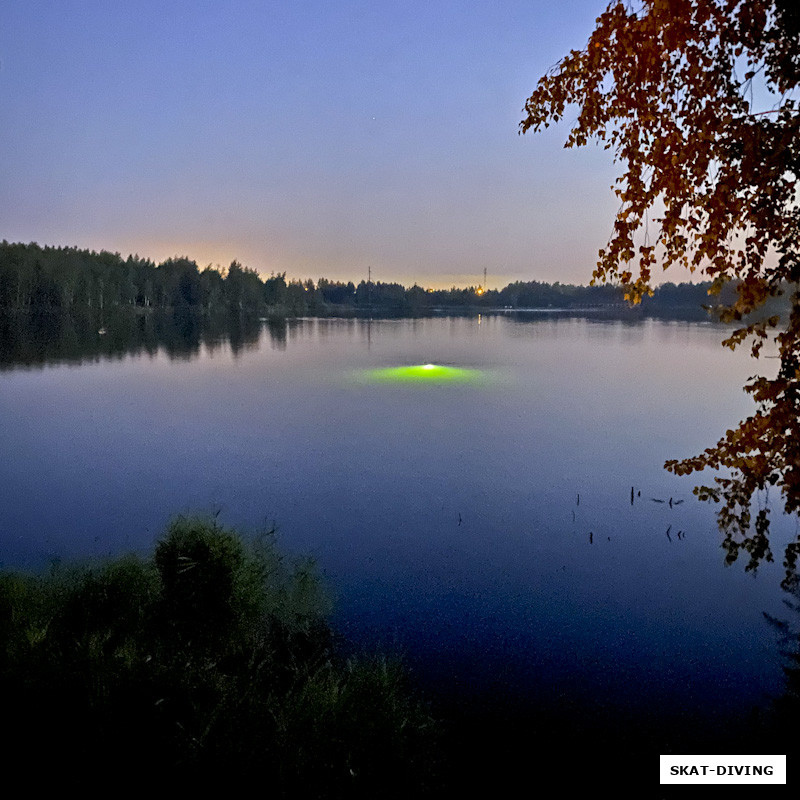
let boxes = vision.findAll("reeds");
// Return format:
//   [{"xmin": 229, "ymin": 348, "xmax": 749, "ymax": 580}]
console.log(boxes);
[{"xmin": 0, "ymin": 516, "xmax": 436, "ymax": 793}]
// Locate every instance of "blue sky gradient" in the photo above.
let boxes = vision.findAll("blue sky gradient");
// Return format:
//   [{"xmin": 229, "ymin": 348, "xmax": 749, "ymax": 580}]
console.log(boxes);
[{"xmin": 1, "ymin": 1, "xmax": 627, "ymax": 287}]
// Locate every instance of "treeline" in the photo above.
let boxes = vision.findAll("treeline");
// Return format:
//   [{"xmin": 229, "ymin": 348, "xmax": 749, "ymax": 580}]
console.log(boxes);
[
  {"xmin": 0, "ymin": 240, "xmax": 744, "ymax": 315},
  {"xmin": 0, "ymin": 241, "xmax": 282, "ymax": 314}
]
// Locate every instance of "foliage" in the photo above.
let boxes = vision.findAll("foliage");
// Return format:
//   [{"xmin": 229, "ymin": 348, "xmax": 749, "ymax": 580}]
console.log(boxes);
[
  {"xmin": 0, "ymin": 241, "xmax": 273, "ymax": 315},
  {"xmin": 1, "ymin": 240, "xmax": 740, "ymax": 321},
  {"xmin": 0, "ymin": 517, "xmax": 436, "ymax": 792},
  {"xmin": 521, "ymin": 0, "xmax": 800, "ymax": 584}
]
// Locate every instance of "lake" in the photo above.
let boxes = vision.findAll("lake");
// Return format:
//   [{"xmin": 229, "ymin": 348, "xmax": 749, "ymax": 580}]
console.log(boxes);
[{"xmin": 0, "ymin": 311, "xmax": 795, "ymax": 750}]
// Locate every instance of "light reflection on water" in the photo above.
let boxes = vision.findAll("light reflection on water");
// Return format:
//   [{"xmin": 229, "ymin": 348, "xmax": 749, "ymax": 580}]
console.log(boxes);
[
  {"xmin": 0, "ymin": 313, "xmax": 793, "ymax": 727},
  {"xmin": 353, "ymin": 363, "xmax": 489, "ymax": 385}
]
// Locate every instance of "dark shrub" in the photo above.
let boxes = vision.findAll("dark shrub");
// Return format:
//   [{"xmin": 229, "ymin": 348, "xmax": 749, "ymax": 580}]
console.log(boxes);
[{"xmin": 0, "ymin": 517, "xmax": 437, "ymax": 793}]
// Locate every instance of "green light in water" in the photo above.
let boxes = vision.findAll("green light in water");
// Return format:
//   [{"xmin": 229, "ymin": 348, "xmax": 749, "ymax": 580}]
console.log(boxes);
[{"xmin": 359, "ymin": 364, "xmax": 485, "ymax": 384}]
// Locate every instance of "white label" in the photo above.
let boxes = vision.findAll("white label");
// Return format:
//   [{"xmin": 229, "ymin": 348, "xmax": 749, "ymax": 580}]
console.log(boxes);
[{"xmin": 660, "ymin": 755, "xmax": 787, "ymax": 784}]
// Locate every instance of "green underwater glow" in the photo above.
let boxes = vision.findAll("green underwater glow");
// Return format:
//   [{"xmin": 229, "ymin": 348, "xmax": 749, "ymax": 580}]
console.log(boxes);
[{"xmin": 358, "ymin": 364, "xmax": 486, "ymax": 385}]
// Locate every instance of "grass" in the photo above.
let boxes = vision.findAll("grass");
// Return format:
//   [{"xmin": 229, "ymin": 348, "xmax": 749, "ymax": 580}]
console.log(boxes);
[{"xmin": 0, "ymin": 516, "xmax": 437, "ymax": 794}]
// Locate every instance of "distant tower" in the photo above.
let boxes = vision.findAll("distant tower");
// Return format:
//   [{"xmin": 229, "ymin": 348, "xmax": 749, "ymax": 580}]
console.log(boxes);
[{"xmin": 477, "ymin": 267, "xmax": 487, "ymax": 296}]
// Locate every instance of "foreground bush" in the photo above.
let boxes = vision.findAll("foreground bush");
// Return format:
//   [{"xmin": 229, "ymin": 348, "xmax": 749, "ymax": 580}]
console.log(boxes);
[{"xmin": 0, "ymin": 517, "xmax": 436, "ymax": 794}]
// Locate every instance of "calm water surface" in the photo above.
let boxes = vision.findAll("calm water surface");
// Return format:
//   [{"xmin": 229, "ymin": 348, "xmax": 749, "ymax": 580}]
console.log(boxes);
[{"xmin": 0, "ymin": 313, "xmax": 795, "ymax": 731}]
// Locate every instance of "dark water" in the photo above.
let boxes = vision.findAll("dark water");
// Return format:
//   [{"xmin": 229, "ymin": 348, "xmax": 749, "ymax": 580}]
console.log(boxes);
[{"xmin": 1, "ymin": 311, "xmax": 795, "ymax": 754}]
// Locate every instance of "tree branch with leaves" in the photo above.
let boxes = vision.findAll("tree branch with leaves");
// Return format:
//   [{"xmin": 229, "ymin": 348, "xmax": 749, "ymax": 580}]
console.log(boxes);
[{"xmin": 521, "ymin": 0, "xmax": 800, "ymax": 585}]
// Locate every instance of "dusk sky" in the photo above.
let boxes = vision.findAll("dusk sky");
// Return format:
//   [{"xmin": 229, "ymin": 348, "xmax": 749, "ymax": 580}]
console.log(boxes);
[{"xmin": 1, "ymin": 1, "xmax": 632, "ymax": 289}]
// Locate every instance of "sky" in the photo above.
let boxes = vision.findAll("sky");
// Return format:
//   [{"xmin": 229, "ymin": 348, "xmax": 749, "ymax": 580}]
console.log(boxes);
[{"xmin": 1, "ymin": 1, "xmax": 630, "ymax": 289}]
